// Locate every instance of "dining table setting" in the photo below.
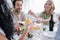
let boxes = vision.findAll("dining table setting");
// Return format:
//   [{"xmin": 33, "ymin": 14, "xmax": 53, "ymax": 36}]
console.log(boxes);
[{"xmin": 13, "ymin": 19, "xmax": 59, "ymax": 40}]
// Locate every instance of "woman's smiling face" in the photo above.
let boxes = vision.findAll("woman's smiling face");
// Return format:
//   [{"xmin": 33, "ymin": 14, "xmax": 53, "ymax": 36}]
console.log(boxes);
[{"xmin": 44, "ymin": 1, "xmax": 52, "ymax": 14}]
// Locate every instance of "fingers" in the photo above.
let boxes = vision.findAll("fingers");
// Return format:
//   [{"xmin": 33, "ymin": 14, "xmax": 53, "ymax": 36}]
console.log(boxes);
[{"xmin": 28, "ymin": 10, "xmax": 34, "ymax": 15}]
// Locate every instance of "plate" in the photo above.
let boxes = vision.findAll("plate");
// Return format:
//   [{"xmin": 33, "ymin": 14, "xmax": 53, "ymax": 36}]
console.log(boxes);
[
  {"xmin": 31, "ymin": 25, "xmax": 40, "ymax": 30},
  {"xmin": 31, "ymin": 26, "xmax": 40, "ymax": 30}
]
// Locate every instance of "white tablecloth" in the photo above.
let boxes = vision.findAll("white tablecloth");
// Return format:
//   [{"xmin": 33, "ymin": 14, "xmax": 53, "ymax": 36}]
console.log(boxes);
[
  {"xmin": 26, "ymin": 23, "xmax": 58, "ymax": 40},
  {"xmin": 14, "ymin": 23, "xmax": 58, "ymax": 40}
]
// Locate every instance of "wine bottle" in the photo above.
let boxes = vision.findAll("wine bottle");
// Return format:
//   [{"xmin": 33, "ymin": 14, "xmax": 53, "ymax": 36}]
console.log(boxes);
[{"xmin": 49, "ymin": 14, "xmax": 55, "ymax": 31}]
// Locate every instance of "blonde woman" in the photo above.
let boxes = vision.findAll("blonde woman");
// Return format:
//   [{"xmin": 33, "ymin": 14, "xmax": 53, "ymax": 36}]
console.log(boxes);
[{"xmin": 28, "ymin": 0, "xmax": 55, "ymax": 25}]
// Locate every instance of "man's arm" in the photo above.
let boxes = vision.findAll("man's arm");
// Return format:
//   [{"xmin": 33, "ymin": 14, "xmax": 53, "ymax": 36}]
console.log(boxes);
[{"xmin": 19, "ymin": 26, "xmax": 31, "ymax": 40}]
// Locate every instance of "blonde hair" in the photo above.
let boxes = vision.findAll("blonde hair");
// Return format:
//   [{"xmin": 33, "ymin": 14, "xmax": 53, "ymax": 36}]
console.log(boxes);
[{"xmin": 44, "ymin": 0, "xmax": 55, "ymax": 12}]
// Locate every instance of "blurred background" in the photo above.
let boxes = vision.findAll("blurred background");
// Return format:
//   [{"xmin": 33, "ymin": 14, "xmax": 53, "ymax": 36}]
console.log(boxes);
[
  {"xmin": 22, "ymin": 0, "xmax": 60, "ymax": 14},
  {"xmin": 9, "ymin": 0, "xmax": 60, "ymax": 21}
]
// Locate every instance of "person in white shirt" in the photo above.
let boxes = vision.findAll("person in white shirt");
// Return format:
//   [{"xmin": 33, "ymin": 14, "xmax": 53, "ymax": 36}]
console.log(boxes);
[{"xmin": 28, "ymin": 0, "xmax": 55, "ymax": 25}]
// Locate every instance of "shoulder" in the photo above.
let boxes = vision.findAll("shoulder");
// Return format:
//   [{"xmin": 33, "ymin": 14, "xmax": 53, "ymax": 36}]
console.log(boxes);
[
  {"xmin": 39, "ymin": 12, "xmax": 45, "ymax": 16},
  {"xmin": 11, "ymin": 9, "xmax": 15, "ymax": 17},
  {"xmin": 0, "ymin": 33, "xmax": 8, "ymax": 40},
  {"xmin": 0, "ymin": 28, "xmax": 8, "ymax": 40},
  {"xmin": 11, "ymin": 9, "xmax": 15, "ymax": 15},
  {"xmin": 11, "ymin": 9, "xmax": 14, "ymax": 12}
]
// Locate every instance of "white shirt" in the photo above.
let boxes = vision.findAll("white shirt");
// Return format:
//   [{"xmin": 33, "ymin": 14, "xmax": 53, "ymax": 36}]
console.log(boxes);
[{"xmin": 0, "ymin": 28, "xmax": 5, "ymax": 36}]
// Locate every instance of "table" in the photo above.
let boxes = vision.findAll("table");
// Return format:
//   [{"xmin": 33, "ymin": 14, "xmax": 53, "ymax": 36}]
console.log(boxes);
[
  {"xmin": 14, "ymin": 22, "xmax": 58, "ymax": 40},
  {"xmin": 25, "ymin": 23, "xmax": 58, "ymax": 40}
]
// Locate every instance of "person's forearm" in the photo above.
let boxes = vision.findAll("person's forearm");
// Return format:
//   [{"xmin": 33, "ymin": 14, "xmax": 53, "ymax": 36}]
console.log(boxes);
[
  {"xmin": 0, "ymin": 33, "xmax": 8, "ymax": 40},
  {"xmin": 19, "ymin": 28, "xmax": 29, "ymax": 40},
  {"xmin": 33, "ymin": 14, "xmax": 39, "ymax": 18}
]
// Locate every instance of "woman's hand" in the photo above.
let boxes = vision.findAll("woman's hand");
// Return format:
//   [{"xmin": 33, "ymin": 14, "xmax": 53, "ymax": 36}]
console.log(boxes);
[
  {"xmin": 36, "ymin": 18, "xmax": 43, "ymax": 23},
  {"xmin": 28, "ymin": 10, "xmax": 34, "ymax": 15},
  {"xmin": 28, "ymin": 10, "xmax": 39, "ymax": 18}
]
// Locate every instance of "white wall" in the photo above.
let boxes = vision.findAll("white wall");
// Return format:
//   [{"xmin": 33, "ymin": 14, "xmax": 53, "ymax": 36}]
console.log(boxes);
[{"xmin": 23, "ymin": 0, "xmax": 60, "ymax": 14}]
